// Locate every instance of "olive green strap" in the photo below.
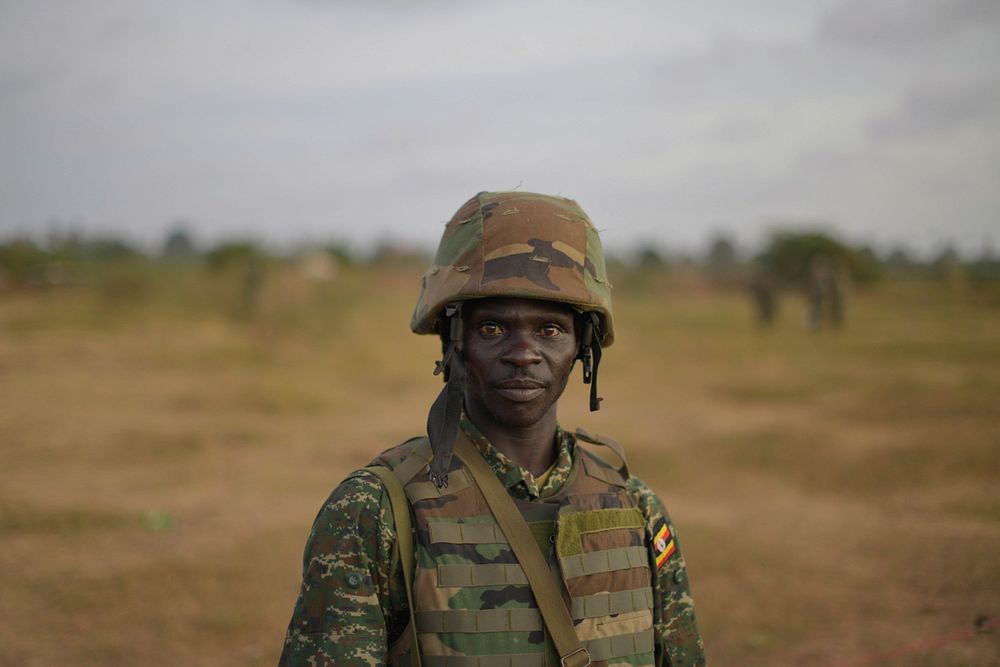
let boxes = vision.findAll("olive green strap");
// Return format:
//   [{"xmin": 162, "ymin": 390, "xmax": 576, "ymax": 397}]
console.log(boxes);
[
  {"xmin": 453, "ymin": 436, "xmax": 592, "ymax": 667},
  {"xmin": 364, "ymin": 466, "xmax": 422, "ymax": 667}
]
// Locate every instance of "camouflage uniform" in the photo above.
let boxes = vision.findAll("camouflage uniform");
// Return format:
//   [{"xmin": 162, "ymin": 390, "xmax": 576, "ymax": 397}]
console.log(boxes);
[
  {"xmin": 279, "ymin": 192, "xmax": 704, "ymax": 666},
  {"xmin": 279, "ymin": 420, "xmax": 705, "ymax": 666}
]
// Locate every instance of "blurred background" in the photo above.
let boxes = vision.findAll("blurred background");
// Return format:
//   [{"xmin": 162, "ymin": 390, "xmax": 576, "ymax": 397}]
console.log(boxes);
[{"xmin": 1, "ymin": 1, "xmax": 998, "ymax": 665}]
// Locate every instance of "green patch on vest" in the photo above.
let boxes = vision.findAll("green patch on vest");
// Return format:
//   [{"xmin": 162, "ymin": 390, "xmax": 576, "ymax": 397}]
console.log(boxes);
[{"xmin": 555, "ymin": 508, "xmax": 645, "ymax": 558}]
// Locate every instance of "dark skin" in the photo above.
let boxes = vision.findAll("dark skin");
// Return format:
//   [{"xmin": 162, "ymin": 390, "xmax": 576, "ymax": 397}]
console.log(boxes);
[{"xmin": 460, "ymin": 297, "xmax": 579, "ymax": 476}]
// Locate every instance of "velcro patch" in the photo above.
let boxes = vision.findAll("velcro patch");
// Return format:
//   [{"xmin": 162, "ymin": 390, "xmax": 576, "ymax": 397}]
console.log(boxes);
[{"xmin": 652, "ymin": 518, "xmax": 676, "ymax": 569}]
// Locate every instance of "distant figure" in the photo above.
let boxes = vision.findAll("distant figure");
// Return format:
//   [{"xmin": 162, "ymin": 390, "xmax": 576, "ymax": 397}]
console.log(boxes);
[
  {"xmin": 805, "ymin": 257, "xmax": 845, "ymax": 330},
  {"xmin": 748, "ymin": 270, "xmax": 778, "ymax": 327},
  {"xmin": 240, "ymin": 257, "xmax": 264, "ymax": 319}
]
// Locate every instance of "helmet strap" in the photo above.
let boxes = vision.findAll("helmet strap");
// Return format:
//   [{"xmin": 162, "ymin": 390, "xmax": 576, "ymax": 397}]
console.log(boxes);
[
  {"xmin": 427, "ymin": 302, "xmax": 465, "ymax": 489},
  {"xmin": 578, "ymin": 312, "xmax": 604, "ymax": 411}
]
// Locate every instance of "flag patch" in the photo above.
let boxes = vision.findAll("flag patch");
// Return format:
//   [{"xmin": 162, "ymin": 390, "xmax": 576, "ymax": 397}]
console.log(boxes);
[{"xmin": 653, "ymin": 518, "xmax": 676, "ymax": 569}]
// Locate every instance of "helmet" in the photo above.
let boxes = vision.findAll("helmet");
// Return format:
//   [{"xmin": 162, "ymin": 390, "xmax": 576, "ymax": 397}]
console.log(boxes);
[
  {"xmin": 415, "ymin": 191, "xmax": 615, "ymax": 489},
  {"xmin": 411, "ymin": 191, "xmax": 614, "ymax": 346}
]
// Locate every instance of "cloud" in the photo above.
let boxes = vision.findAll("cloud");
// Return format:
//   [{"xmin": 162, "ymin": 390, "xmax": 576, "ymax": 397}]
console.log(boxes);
[
  {"xmin": 868, "ymin": 77, "xmax": 1000, "ymax": 140},
  {"xmin": 816, "ymin": 0, "xmax": 1000, "ymax": 47},
  {"xmin": 0, "ymin": 1, "xmax": 997, "ymax": 256}
]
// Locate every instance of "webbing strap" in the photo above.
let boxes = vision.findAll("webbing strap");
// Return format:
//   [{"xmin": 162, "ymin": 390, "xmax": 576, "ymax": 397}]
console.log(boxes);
[
  {"xmin": 559, "ymin": 545, "xmax": 648, "ymax": 580},
  {"xmin": 393, "ymin": 440, "xmax": 433, "ymax": 486},
  {"xmin": 416, "ymin": 607, "xmax": 543, "ymax": 633},
  {"xmin": 429, "ymin": 521, "xmax": 506, "ymax": 545},
  {"xmin": 570, "ymin": 587, "xmax": 654, "ymax": 620},
  {"xmin": 454, "ymin": 436, "xmax": 591, "ymax": 667},
  {"xmin": 419, "ymin": 630, "xmax": 653, "ymax": 667},
  {"xmin": 586, "ymin": 629, "xmax": 655, "ymax": 661},
  {"xmin": 437, "ymin": 563, "xmax": 527, "ymax": 587},
  {"xmin": 422, "ymin": 655, "xmax": 544, "ymax": 667},
  {"xmin": 364, "ymin": 466, "xmax": 422, "ymax": 667}
]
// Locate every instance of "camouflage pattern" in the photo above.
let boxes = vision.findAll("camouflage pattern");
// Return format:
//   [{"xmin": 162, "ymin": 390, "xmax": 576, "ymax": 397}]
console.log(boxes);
[
  {"xmin": 625, "ymin": 478, "xmax": 705, "ymax": 665},
  {"xmin": 278, "ymin": 469, "xmax": 410, "ymax": 666},
  {"xmin": 279, "ymin": 422, "xmax": 705, "ymax": 666},
  {"xmin": 375, "ymin": 420, "xmax": 655, "ymax": 666},
  {"xmin": 411, "ymin": 191, "xmax": 616, "ymax": 346}
]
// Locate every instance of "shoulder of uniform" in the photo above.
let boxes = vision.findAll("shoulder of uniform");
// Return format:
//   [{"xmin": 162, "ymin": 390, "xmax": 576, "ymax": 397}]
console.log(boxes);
[
  {"xmin": 573, "ymin": 427, "xmax": 622, "ymax": 450},
  {"xmin": 369, "ymin": 436, "xmax": 433, "ymax": 485},
  {"xmin": 370, "ymin": 435, "xmax": 475, "ymax": 504},
  {"xmin": 312, "ymin": 469, "xmax": 392, "ymax": 528},
  {"xmin": 372, "ymin": 435, "xmax": 428, "ymax": 466},
  {"xmin": 572, "ymin": 427, "xmax": 631, "ymax": 487}
]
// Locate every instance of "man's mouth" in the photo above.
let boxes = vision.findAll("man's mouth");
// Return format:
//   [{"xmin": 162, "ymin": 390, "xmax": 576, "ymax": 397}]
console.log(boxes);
[{"xmin": 493, "ymin": 379, "xmax": 547, "ymax": 402}]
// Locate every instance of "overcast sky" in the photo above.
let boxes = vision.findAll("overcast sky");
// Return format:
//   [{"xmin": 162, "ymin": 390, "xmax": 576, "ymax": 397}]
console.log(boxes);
[{"xmin": 1, "ymin": 0, "xmax": 998, "ymax": 257}]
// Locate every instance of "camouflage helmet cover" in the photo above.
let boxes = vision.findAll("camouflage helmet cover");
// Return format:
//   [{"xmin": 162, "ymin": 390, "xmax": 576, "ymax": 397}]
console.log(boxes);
[{"xmin": 411, "ymin": 191, "xmax": 615, "ymax": 346}]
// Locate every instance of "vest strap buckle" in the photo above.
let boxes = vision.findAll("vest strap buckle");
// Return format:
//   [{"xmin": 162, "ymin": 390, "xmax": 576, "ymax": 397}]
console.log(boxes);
[{"xmin": 561, "ymin": 647, "xmax": 592, "ymax": 667}]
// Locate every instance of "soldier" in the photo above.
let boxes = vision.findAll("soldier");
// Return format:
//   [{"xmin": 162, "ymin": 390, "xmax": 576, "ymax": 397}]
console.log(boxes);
[{"xmin": 279, "ymin": 191, "xmax": 705, "ymax": 666}]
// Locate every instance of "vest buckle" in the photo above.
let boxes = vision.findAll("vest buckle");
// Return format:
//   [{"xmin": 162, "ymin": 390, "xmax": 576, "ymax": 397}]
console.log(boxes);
[{"xmin": 560, "ymin": 647, "xmax": 591, "ymax": 667}]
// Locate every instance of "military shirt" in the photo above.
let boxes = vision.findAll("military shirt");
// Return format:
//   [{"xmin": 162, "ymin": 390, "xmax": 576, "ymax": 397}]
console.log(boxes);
[{"xmin": 279, "ymin": 420, "xmax": 705, "ymax": 666}]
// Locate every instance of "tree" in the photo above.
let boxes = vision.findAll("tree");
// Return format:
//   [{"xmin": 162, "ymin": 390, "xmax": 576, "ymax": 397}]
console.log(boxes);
[{"xmin": 756, "ymin": 231, "xmax": 880, "ymax": 286}]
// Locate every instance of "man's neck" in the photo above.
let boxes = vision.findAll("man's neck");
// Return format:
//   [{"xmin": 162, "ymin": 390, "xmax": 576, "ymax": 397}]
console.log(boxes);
[{"xmin": 465, "ymin": 406, "xmax": 559, "ymax": 477}]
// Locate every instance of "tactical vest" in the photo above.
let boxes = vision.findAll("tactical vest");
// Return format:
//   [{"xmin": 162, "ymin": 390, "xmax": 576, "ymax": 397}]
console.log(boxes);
[{"xmin": 373, "ymin": 429, "xmax": 656, "ymax": 667}]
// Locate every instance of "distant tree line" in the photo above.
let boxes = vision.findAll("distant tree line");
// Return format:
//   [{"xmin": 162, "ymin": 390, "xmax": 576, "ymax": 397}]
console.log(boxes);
[
  {"xmin": 0, "ymin": 227, "xmax": 406, "ymax": 289},
  {"xmin": 629, "ymin": 230, "xmax": 1000, "ymax": 286},
  {"xmin": 1, "ymin": 226, "xmax": 998, "ymax": 290}
]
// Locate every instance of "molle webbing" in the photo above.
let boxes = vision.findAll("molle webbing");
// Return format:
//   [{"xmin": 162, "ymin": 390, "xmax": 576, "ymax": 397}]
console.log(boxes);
[
  {"xmin": 419, "ymin": 630, "xmax": 655, "ymax": 667},
  {"xmin": 423, "ymin": 656, "xmax": 543, "ymax": 667},
  {"xmin": 381, "ymin": 431, "xmax": 656, "ymax": 667},
  {"xmin": 429, "ymin": 522, "xmax": 506, "ymax": 544},
  {"xmin": 453, "ymin": 436, "xmax": 590, "ymax": 667},
  {"xmin": 571, "ymin": 587, "xmax": 654, "ymax": 619},
  {"xmin": 436, "ymin": 545, "xmax": 645, "ymax": 586},
  {"xmin": 587, "ymin": 630, "xmax": 655, "ymax": 662},
  {"xmin": 559, "ymin": 545, "xmax": 648, "ymax": 579},
  {"xmin": 416, "ymin": 608, "xmax": 543, "ymax": 633},
  {"xmin": 436, "ymin": 563, "xmax": 528, "ymax": 587}
]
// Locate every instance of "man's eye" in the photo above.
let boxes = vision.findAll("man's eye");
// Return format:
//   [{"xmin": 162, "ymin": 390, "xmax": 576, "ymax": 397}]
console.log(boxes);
[
  {"xmin": 479, "ymin": 322, "xmax": 504, "ymax": 335},
  {"xmin": 539, "ymin": 324, "xmax": 563, "ymax": 338}
]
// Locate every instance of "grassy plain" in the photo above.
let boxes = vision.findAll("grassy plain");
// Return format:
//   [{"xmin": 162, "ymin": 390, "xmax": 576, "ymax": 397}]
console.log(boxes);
[{"xmin": 1, "ymin": 262, "xmax": 998, "ymax": 666}]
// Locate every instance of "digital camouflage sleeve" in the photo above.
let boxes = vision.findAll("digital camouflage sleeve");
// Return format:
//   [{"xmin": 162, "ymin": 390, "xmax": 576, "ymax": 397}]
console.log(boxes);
[
  {"xmin": 626, "ymin": 475, "xmax": 706, "ymax": 666},
  {"xmin": 279, "ymin": 448, "xmax": 705, "ymax": 666},
  {"xmin": 278, "ymin": 470, "xmax": 408, "ymax": 666}
]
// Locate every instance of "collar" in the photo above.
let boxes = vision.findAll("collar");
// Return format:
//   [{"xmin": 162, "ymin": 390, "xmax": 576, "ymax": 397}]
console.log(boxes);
[{"xmin": 459, "ymin": 417, "xmax": 575, "ymax": 501}]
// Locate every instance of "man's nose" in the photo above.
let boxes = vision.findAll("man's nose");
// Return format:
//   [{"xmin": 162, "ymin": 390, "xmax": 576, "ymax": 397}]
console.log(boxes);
[{"xmin": 500, "ymin": 331, "xmax": 542, "ymax": 367}]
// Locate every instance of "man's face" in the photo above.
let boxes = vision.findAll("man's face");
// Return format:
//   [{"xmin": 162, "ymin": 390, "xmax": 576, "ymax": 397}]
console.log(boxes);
[{"xmin": 461, "ymin": 297, "xmax": 578, "ymax": 431}]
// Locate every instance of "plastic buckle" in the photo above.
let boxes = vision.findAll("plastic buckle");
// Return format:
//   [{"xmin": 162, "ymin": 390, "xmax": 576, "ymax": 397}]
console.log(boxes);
[{"xmin": 560, "ymin": 647, "xmax": 591, "ymax": 667}]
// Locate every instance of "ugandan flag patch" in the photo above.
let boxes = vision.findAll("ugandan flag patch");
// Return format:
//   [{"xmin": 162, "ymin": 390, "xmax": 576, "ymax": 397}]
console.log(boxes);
[{"xmin": 652, "ymin": 518, "xmax": 676, "ymax": 570}]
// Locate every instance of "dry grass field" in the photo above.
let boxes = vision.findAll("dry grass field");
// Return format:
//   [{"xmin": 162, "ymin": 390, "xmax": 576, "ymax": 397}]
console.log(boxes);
[{"xmin": 1, "ymin": 262, "xmax": 998, "ymax": 666}]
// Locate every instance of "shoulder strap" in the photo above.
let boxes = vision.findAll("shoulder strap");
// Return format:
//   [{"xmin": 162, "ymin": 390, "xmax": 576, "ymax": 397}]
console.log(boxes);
[
  {"xmin": 363, "ymin": 465, "xmax": 421, "ymax": 667},
  {"xmin": 574, "ymin": 427, "xmax": 630, "ymax": 479},
  {"xmin": 453, "ymin": 436, "xmax": 592, "ymax": 667}
]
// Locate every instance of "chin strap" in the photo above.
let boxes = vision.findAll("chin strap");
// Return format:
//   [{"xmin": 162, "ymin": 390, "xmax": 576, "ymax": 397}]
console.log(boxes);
[
  {"xmin": 579, "ymin": 311, "xmax": 604, "ymax": 411},
  {"xmin": 427, "ymin": 302, "xmax": 465, "ymax": 489}
]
